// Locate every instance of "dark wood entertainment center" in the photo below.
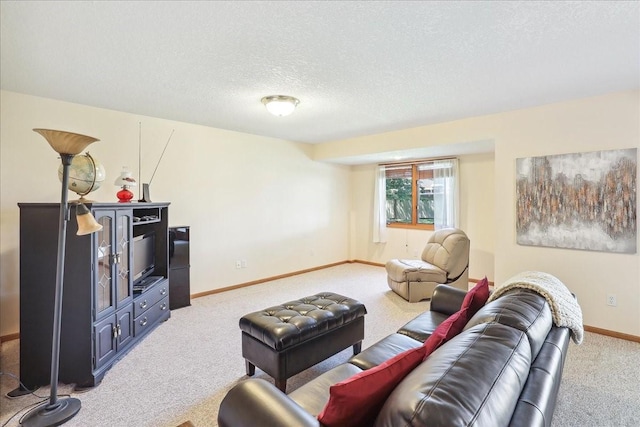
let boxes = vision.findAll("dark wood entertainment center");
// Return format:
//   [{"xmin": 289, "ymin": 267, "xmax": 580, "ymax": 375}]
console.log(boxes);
[{"xmin": 15, "ymin": 201, "xmax": 171, "ymax": 392}]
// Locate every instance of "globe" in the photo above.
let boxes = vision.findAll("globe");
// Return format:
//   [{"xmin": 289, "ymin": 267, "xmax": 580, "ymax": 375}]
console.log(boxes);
[{"xmin": 58, "ymin": 152, "xmax": 106, "ymax": 198}]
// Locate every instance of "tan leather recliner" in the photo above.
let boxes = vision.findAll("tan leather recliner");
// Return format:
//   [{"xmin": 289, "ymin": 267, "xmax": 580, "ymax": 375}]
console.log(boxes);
[{"xmin": 385, "ymin": 228, "xmax": 470, "ymax": 302}]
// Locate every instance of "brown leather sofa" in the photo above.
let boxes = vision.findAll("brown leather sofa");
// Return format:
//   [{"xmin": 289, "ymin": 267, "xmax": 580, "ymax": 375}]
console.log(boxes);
[{"xmin": 218, "ymin": 284, "xmax": 571, "ymax": 427}]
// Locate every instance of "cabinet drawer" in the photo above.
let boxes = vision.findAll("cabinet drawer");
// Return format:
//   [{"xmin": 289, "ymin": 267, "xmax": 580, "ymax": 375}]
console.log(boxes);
[
  {"xmin": 134, "ymin": 279, "xmax": 169, "ymax": 318},
  {"xmin": 134, "ymin": 296, "xmax": 170, "ymax": 337}
]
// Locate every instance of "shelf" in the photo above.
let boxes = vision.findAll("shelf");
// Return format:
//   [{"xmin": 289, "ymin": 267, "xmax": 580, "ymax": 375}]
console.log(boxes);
[
  {"xmin": 133, "ymin": 218, "xmax": 160, "ymax": 226},
  {"xmin": 132, "ymin": 206, "xmax": 163, "ymax": 226}
]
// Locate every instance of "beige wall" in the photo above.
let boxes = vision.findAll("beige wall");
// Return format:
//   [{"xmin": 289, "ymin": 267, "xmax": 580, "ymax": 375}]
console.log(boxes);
[
  {"xmin": 0, "ymin": 90, "xmax": 351, "ymax": 336},
  {"xmin": 324, "ymin": 90, "xmax": 640, "ymax": 337},
  {"xmin": 493, "ymin": 91, "xmax": 640, "ymax": 337}
]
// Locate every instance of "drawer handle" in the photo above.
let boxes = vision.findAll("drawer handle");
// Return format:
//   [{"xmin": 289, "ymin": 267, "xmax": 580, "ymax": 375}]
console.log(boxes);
[
  {"xmin": 140, "ymin": 317, "xmax": 148, "ymax": 326},
  {"xmin": 160, "ymin": 303, "xmax": 167, "ymax": 311},
  {"xmin": 139, "ymin": 300, "xmax": 147, "ymax": 309},
  {"xmin": 160, "ymin": 288, "xmax": 167, "ymax": 296}
]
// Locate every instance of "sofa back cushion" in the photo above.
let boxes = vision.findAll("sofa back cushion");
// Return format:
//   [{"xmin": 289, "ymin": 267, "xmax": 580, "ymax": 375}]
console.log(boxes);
[
  {"xmin": 510, "ymin": 326, "xmax": 571, "ymax": 427},
  {"xmin": 465, "ymin": 288, "xmax": 552, "ymax": 358},
  {"xmin": 374, "ymin": 323, "xmax": 533, "ymax": 427},
  {"xmin": 318, "ymin": 345, "xmax": 426, "ymax": 427}
]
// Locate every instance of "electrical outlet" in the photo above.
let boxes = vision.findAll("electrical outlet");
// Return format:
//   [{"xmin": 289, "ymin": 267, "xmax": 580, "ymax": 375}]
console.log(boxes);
[
  {"xmin": 607, "ymin": 294, "xmax": 617, "ymax": 307},
  {"xmin": 241, "ymin": 259, "xmax": 247, "ymax": 268},
  {"xmin": 235, "ymin": 260, "xmax": 242, "ymax": 269}
]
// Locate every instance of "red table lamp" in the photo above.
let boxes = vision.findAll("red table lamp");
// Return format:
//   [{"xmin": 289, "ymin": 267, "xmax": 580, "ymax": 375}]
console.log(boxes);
[{"xmin": 114, "ymin": 167, "xmax": 137, "ymax": 202}]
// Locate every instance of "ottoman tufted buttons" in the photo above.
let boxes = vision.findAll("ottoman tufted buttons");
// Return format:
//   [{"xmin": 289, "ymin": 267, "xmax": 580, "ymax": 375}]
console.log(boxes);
[{"xmin": 239, "ymin": 292, "xmax": 367, "ymax": 392}]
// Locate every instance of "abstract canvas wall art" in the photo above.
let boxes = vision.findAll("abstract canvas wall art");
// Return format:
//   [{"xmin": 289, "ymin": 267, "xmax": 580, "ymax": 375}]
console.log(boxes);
[{"xmin": 516, "ymin": 148, "xmax": 637, "ymax": 253}]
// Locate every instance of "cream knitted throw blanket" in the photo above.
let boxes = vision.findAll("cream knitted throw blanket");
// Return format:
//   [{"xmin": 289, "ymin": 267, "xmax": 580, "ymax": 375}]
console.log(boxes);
[{"xmin": 487, "ymin": 271, "xmax": 584, "ymax": 344}]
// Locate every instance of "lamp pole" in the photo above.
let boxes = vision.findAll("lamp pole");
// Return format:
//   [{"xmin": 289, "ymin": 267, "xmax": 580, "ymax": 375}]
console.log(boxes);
[{"xmin": 22, "ymin": 153, "xmax": 82, "ymax": 426}]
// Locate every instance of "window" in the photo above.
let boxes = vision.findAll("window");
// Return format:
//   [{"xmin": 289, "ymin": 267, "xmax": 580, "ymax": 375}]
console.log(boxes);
[
  {"xmin": 385, "ymin": 164, "xmax": 435, "ymax": 228},
  {"xmin": 382, "ymin": 158, "xmax": 459, "ymax": 230}
]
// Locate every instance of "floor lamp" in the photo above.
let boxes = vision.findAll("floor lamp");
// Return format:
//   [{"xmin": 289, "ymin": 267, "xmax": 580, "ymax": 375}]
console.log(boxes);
[{"xmin": 22, "ymin": 129, "xmax": 102, "ymax": 427}]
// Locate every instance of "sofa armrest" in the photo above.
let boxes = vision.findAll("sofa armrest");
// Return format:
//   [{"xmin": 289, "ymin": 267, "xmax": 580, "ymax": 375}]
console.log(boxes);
[
  {"xmin": 430, "ymin": 284, "xmax": 467, "ymax": 315},
  {"xmin": 218, "ymin": 379, "xmax": 320, "ymax": 427}
]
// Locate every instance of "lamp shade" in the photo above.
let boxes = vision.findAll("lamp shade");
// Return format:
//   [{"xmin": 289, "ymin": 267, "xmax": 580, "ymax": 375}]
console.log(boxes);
[
  {"xmin": 261, "ymin": 95, "xmax": 300, "ymax": 117},
  {"xmin": 33, "ymin": 129, "xmax": 99, "ymax": 155},
  {"xmin": 76, "ymin": 203, "xmax": 103, "ymax": 235},
  {"xmin": 114, "ymin": 167, "xmax": 137, "ymax": 187}
]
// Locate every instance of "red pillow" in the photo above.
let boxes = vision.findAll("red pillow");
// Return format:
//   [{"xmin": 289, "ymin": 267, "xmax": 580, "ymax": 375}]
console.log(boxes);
[
  {"xmin": 422, "ymin": 278, "xmax": 490, "ymax": 358},
  {"xmin": 461, "ymin": 277, "xmax": 490, "ymax": 315},
  {"xmin": 422, "ymin": 307, "xmax": 469, "ymax": 357},
  {"xmin": 317, "ymin": 345, "xmax": 426, "ymax": 427}
]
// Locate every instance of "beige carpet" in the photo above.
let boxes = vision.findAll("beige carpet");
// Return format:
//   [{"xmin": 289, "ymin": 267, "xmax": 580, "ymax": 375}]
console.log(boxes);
[{"xmin": 1, "ymin": 263, "xmax": 639, "ymax": 426}]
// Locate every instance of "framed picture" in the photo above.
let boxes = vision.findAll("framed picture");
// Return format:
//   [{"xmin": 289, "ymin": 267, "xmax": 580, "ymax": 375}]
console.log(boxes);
[{"xmin": 516, "ymin": 148, "xmax": 637, "ymax": 253}]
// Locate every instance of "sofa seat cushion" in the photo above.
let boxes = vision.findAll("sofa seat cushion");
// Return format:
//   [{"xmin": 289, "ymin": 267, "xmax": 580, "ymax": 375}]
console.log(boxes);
[
  {"xmin": 319, "ymin": 345, "xmax": 427, "ymax": 427},
  {"xmin": 385, "ymin": 259, "xmax": 446, "ymax": 283},
  {"xmin": 288, "ymin": 363, "xmax": 363, "ymax": 417},
  {"xmin": 465, "ymin": 288, "xmax": 552, "ymax": 358},
  {"xmin": 397, "ymin": 311, "xmax": 450, "ymax": 342},
  {"xmin": 349, "ymin": 333, "xmax": 421, "ymax": 370},
  {"xmin": 375, "ymin": 323, "xmax": 532, "ymax": 427}
]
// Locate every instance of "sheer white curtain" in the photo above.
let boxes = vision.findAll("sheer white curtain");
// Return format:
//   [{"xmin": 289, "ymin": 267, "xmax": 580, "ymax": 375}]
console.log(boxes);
[
  {"xmin": 373, "ymin": 165, "xmax": 387, "ymax": 243},
  {"xmin": 433, "ymin": 158, "xmax": 459, "ymax": 229}
]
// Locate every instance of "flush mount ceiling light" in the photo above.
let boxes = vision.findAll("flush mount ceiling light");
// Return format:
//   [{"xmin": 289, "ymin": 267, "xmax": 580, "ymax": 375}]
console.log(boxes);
[{"xmin": 261, "ymin": 95, "xmax": 300, "ymax": 117}]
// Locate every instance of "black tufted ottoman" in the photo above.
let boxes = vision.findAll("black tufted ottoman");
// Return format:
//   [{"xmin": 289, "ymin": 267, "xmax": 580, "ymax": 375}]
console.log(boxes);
[{"xmin": 239, "ymin": 292, "xmax": 367, "ymax": 392}]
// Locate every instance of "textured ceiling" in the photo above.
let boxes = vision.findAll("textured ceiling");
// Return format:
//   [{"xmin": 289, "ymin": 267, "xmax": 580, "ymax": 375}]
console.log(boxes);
[{"xmin": 1, "ymin": 1, "xmax": 639, "ymax": 145}]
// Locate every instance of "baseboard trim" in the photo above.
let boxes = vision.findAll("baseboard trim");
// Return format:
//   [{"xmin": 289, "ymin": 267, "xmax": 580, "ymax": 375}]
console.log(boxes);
[
  {"xmin": 583, "ymin": 325, "xmax": 640, "ymax": 343},
  {"xmin": 469, "ymin": 277, "xmax": 495, "ymax": 287},
  {"xmin": 348, "ymin": 259, "xmax": 384, "ymax": 267},
  {"xmin": 190, "ymin": 261, "xmax": 350, "ymax": 299},
  {"xmin": 0, "ymin": 332, "xmax": 20, "ymax": 343}
]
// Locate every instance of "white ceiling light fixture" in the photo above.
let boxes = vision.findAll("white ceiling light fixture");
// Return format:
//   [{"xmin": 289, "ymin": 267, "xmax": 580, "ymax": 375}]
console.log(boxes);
[{"xmin": 261, "ymin": 95, "xmax": 300, "ymax": 117}]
